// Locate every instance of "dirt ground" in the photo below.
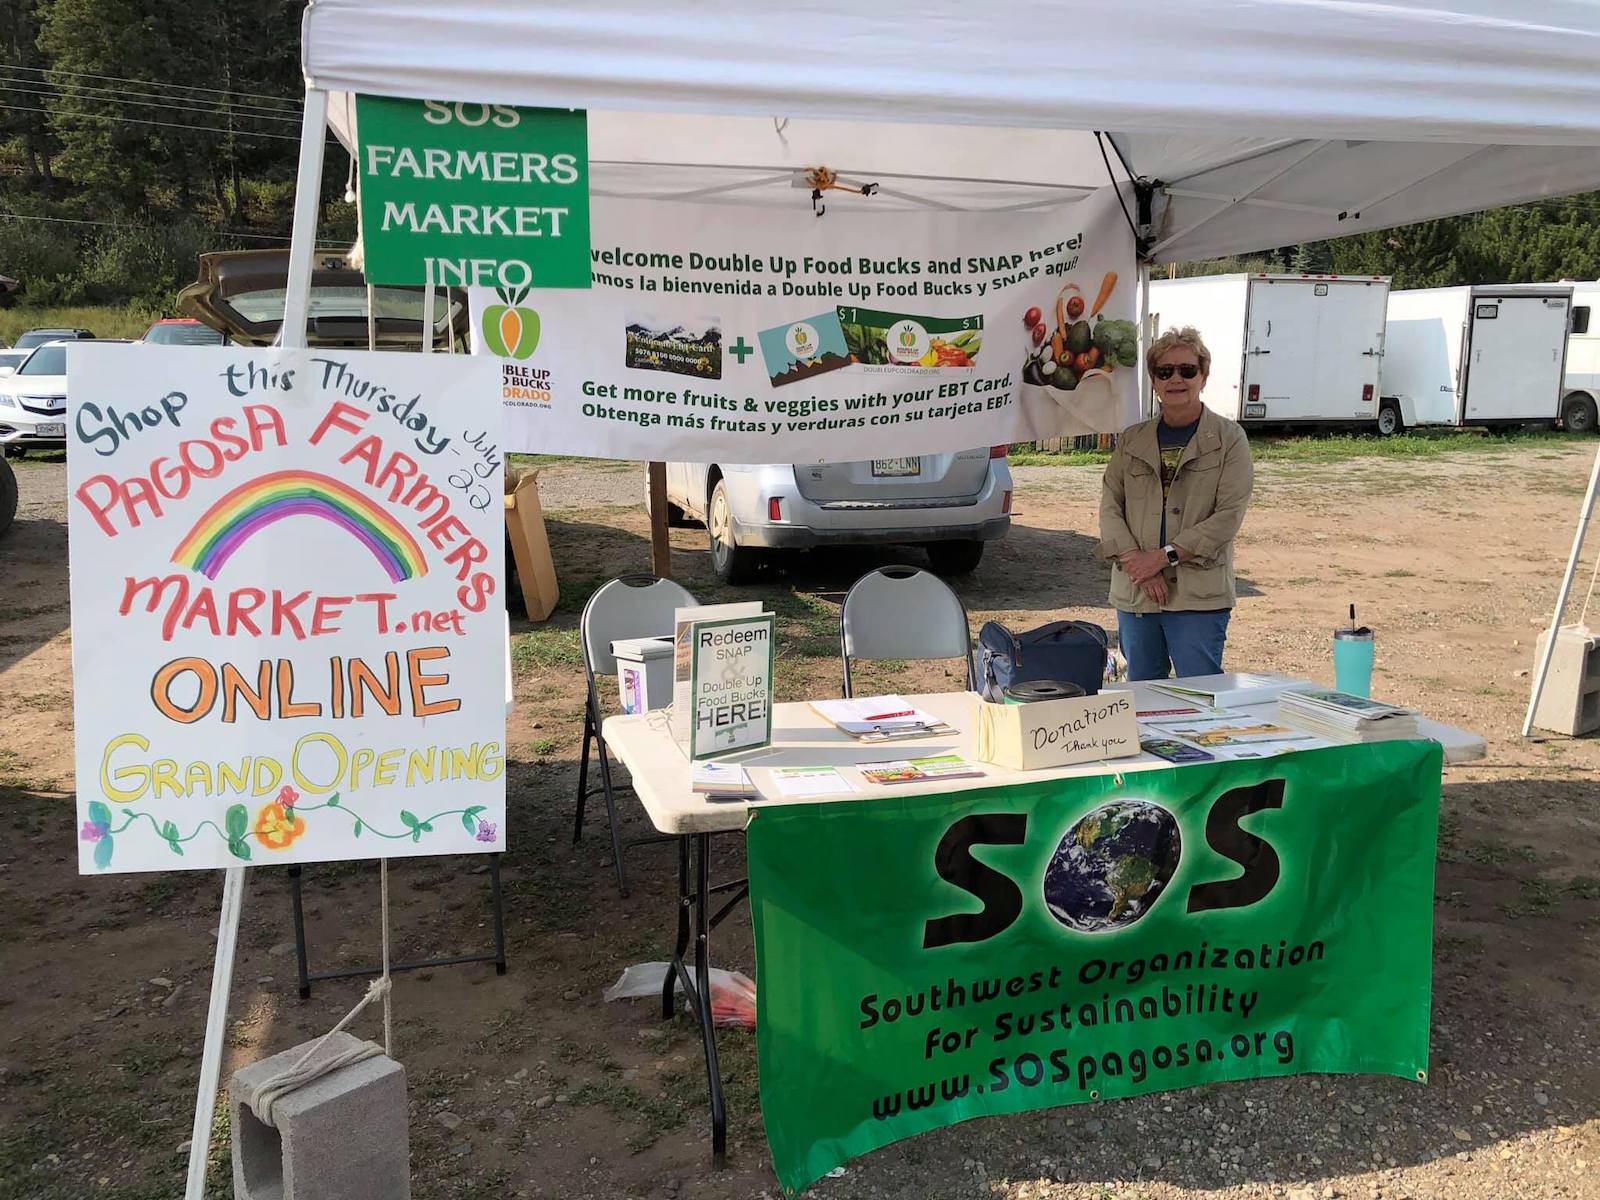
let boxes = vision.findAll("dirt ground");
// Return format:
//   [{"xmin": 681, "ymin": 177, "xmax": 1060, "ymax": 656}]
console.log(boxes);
[{"xmin": 2, "ymin": 442, "xmax": 1599, "ymax": 1200}]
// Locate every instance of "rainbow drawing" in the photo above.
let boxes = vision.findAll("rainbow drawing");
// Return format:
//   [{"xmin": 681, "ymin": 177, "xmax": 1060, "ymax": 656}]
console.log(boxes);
[{"xmin": 172, "ymin": 470, "xmax": 428, "ymax": 582}]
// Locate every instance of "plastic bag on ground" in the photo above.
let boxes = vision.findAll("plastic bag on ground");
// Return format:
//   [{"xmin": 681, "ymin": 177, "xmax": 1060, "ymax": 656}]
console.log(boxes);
[{"xmin": 602, "ymin": 961, "xmax": 757, "ymax": 1029}]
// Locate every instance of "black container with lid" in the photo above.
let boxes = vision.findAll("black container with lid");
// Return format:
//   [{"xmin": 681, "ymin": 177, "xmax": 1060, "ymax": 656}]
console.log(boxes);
[{"xmin": 1002, "ymin": 679, "xmax": 1087, "ymax": 704}]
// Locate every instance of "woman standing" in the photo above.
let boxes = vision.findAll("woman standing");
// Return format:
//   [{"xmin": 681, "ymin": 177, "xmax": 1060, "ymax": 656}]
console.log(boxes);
[{"xmin": 1098, "ymin": 326, "xmax": 1253, "ymax": 680}]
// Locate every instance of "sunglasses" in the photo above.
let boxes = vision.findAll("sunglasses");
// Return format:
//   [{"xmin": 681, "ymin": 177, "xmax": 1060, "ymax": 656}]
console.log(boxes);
[{"xmin": 1154, "ymin": 364, "xmax": 1202, "ymax": 380}]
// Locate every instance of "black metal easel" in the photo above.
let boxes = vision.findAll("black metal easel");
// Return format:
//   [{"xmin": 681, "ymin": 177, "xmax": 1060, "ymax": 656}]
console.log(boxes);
[{"xmin": 287, "ymin": 855, "xmax": 508, "ymax": 999}]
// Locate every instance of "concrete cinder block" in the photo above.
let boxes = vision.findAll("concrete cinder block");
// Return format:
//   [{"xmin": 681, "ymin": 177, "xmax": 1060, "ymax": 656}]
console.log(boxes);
[
  {"xmin": 1531, "ymin": 624, "xmax": 1600, "ymax": 737},
  {"xmin": 230, "ymin": 1031, "xmax": 410, "ymax": 1200}
]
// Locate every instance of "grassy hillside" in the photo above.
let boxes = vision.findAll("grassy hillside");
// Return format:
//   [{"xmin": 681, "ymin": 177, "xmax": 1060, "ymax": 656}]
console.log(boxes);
[{"xmin": 0, "ymin": 305, "xmax": 162, "ymax": 345}]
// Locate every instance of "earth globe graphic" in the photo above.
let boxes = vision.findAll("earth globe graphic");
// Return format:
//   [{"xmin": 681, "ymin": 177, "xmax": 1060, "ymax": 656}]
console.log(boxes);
[{"xmin": 1042, "ymin": 800, "xmax": 1181, "ymax": 933}]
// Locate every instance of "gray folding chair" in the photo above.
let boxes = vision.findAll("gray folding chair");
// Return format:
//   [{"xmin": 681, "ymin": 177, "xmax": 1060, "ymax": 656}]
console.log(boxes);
[
  {"xmin": 577, "ymin": 573, "xmax": 698, "ymax": 897},
  {"xmin": 838, "ymin": 564, "xmax": 977, "ymax": 697}
]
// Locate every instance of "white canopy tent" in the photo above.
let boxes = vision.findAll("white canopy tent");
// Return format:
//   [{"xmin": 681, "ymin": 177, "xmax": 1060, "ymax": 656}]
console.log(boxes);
[
  {"xmin": 294, "ymin": 0, "xmax": 1600, "ymax": 743},
  {"xmin": 300, "ymin": 0, "xmax": 1600, "ymax": 262}
]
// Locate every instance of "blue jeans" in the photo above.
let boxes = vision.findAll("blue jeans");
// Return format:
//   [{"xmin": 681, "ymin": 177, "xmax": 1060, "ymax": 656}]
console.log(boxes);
[{"xmin": 1117, "ymin": 609, "xmax": 1232, "ymax": 681}]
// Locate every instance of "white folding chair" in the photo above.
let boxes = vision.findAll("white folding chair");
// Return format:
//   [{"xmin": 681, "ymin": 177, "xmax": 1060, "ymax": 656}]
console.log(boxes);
[
  {"xmin": 838, "ymin": 564, "xmax": 976, "ymax": 697},
  {"xmin": 577, "ymin": 573, "xmax": 698, "ymax": 897}
]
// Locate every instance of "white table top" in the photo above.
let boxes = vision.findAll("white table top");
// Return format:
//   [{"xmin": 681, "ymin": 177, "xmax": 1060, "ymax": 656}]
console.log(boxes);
[{"xmin": 603, "ymin": 682, "xmax": 1485, "ymax": 836}]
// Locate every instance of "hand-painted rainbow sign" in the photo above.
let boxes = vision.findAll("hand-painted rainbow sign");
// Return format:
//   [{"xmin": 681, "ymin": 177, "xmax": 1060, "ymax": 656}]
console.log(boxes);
[
  {"xmin": 66, "ymin": 345, "xmax": 506, "ymax": 874},
  {"xmin": 172, "ymin": 470, "xmax": 429, "ymax": 583}
]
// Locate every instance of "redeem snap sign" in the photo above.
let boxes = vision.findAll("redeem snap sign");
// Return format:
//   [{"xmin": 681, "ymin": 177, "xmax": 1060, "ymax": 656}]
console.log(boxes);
[{"xmin": 355, "ymin": 95, "xmax": 591, "ymax": 289}]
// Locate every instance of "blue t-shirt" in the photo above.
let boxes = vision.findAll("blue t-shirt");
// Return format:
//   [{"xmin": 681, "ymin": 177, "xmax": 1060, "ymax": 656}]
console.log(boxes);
[{"xmin": 1156, "ymin": 415, "xmax": 1200, "ymax": 544}]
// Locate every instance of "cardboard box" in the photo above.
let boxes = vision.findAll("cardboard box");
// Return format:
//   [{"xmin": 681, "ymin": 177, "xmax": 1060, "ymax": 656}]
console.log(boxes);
[
  {"xmin": 975, "ymin": 689, "xmax": 1139, "ymax": 770},
  {"xmin": 504, "ymin": 468, "xmax": 559, "ymax": 622}
]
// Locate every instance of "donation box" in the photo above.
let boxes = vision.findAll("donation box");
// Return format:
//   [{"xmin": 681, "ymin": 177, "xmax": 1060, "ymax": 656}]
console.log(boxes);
[{"xmin": 975, "ymin": 689, "xmax": 1139, "ymax": 770}]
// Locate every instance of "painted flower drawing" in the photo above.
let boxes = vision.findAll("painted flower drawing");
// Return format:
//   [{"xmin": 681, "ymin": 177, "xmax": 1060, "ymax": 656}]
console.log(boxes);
[{"xmin": 254, "ymin": 798, "xmax": 306, "ymax": 850}]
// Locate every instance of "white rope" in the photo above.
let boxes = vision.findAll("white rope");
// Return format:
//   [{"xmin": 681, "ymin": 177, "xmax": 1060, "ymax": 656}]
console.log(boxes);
[
  {"xmin": 249, "ymin": 858, "xmax": 395, "ymax": 1125},
  {"xmin": 1577, "ymin": 541, "xmax": 1600, "ymax": 632}
]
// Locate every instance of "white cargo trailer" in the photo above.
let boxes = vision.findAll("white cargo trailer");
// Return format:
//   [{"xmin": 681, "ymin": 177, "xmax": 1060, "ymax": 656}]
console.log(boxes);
[
  {"xmin": 1560, "ymin": 283, "xmax": 1600, "ymax": 434},
  {"xmin": 1148, "ymin": 273, "xmax": 1390, "ymax": 429},
  {"xmin": 1382, "ymin": 284, "xmax": 1574, "ymax": 432}
]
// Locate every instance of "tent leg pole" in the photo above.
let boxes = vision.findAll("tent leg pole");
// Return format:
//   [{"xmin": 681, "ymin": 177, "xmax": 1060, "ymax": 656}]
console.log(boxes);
[
  {"xmin": 649, "ymin": 462, "xmax": 671, "ymax": 578},
  {"xmin": 1136, "ymin": 262, "xmax": 1152, "ymax": 421},
  {"xmin": 1522, "ymin": 444, "xmax": 1600, "ymax": 737},
  {"xmin": 282, "ymin": 87, "xmax": 330, "ymax": 351}
]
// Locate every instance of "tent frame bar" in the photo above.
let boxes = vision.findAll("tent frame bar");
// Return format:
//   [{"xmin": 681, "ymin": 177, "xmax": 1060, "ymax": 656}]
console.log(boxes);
[
  {"xmin": 1149, "ymin": 140, "xmax": 1331, "ymax": 256},
  {"xmin": 1352, "ymin": 145, "xmax": 1493, "ymax": 215}
]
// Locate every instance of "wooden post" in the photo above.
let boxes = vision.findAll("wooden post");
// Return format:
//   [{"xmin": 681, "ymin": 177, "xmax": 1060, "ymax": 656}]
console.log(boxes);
[{"xmin": 648, "ymin": 461, "xmax": 671, "ymax": 578}]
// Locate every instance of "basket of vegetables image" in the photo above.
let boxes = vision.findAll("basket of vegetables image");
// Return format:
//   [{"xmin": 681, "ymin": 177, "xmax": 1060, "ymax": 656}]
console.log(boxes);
[{"xmin": 1016, "ymin": 271, "xmax": 1138, "ymax": 434}]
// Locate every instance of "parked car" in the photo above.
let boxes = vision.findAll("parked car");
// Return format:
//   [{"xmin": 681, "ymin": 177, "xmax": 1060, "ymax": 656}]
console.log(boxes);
[
  {"xmin": 0, "ymin": 349, "xmax": 28, "ymax": 378},
  {"xmin": 660, "ymin": 451, "xmax": 1013, "ymax": 583},
  {"xmin": 14, "ymin": 327, "xmax": 94, "ymax": 349},
  {"xmin": 177, "ymin": 249, "xmax": 464, "ymax": 348},
  {"xmin": 140, "ymin": 317, "xmax": 227, "ymax": 346},
  {"xmin": 0, "ymin": 339, "xmax": 129, "ymax": 456}
]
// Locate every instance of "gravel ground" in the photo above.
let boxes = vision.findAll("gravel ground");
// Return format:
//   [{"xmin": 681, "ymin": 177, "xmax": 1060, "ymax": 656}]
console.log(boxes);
[{"xmin": 2, "ymin": 446, "xmax": 1598, "ymax": 1200}]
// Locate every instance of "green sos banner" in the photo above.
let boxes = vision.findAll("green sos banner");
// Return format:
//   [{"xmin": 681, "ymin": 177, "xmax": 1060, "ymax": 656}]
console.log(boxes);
[
  {"xmin": 355, "ymin": 95, "xmax": 591, "ymax": 289},
  {"xmin": 747, "ymin": 741, "xmax": 1442, "ymax": 1196}
]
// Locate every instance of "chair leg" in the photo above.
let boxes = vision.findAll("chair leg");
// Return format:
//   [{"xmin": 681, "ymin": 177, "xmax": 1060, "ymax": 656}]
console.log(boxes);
[
  {"xmin": 574, "ymin": 697, "xmax": 595, "ymax": 844},
  {"xmin": 595, "ymin": 725, "xmax": 630, "ymax": 898}
]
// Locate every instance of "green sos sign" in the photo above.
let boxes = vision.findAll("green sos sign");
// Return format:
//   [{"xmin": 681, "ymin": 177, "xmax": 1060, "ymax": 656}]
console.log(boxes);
[{"xmin": 355, "ymin": 95, "xmax": 591, "ymax": 289}]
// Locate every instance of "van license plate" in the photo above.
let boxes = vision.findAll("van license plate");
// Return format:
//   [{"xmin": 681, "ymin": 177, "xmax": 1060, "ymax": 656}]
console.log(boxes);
[
  {"xmin": 871, "ymin": 457, "xmax": 920, "ymax": 477},
  {"xmin": 37, "ymin": 422, "xmax": 65, "ymax": 437}
]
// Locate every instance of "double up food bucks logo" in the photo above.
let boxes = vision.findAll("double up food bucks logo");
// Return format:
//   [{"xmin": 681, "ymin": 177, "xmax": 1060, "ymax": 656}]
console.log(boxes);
[
  {"xmin": 481, "ymin": 286, "xmax": 541, "ymax": 360},
  {"xmin": 356, "ymin": 96, "xmax": 591, "ymax": 290}
]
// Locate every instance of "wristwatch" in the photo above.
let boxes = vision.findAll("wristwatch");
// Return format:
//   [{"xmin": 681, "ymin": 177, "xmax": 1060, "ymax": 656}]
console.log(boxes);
[{"xmin": 1162, "ymin": 544, "xmax": 1180, "ymax": 566}]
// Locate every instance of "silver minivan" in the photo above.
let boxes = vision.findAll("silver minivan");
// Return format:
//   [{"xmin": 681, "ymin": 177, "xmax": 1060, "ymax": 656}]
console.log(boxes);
[{"xmin": 661, "ymin": 449, "xmax": 1013, "ymax": 582}]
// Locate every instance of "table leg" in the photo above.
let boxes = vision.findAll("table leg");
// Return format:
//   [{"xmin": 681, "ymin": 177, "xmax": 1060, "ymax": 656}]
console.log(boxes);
[
  {"xmin": 664, "ymin": 835, "xmax": 690, "ymax": 1021},
  {"xmin": 693, "ymin": 832, "xmax": 727, "ymax": 1166}
]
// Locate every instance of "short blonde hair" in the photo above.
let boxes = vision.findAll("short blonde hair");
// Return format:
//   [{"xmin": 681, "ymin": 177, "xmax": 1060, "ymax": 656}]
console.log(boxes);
[{"xmin": 1146, "ymin": 326, "xmax": 1211, "ymax": 377}]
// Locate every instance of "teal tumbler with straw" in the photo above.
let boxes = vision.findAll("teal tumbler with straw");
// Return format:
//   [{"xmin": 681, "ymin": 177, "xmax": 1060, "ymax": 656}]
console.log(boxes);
[{"xmin": 1333, "ymin": 604, "xmax": 1375, "ymax": 698}]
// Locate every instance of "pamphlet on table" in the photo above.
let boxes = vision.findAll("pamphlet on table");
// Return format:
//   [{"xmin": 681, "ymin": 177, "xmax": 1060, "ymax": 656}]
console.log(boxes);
[
  {"xmin": 1139, "ymin": 736, "xmax": 1216, "ymax": 764},
  {"xmin": 859, "ymin": 754, "xmax": 985, "ymax": 786},
  {"xmin": 1136, "ymin": 700, "xmax": 1217, "ymax": 721},
  {"xmin": 1155, "ymin": 716, "xmax": 1314, "ymax": 749},
  {"xmin": 691, "ymin": 760, "xmax": 757, "ymax": 799},
  {"xmin": 1277, "ymin": 689, "xmax": 1420, "ymax": 741},
  {"xmin": 769, "ymin": 766, "xmax": 858, "ymax": 798}
]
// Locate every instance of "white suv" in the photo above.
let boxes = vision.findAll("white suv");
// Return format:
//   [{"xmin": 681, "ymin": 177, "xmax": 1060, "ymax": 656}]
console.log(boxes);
[
  {"xmin": 0, "ymin": 341, "xmax": 71, "ymax": 455},
  {"xmin": 0, "ymin": 339, "xmax": 133, "ymax": 456},
  {"xmin": 660, "ymin": 449, "xmax": 1013, "ymax": 582}
]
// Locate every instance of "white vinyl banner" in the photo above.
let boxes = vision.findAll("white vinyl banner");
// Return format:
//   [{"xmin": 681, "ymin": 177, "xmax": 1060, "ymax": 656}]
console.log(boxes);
[
  {"xmin": 67, "ymin": 345, "xmax": 506, "ymax": 873},
  {"xmin": 470, "ymin": 192, "xmax": 1138, "ymax": 461}
]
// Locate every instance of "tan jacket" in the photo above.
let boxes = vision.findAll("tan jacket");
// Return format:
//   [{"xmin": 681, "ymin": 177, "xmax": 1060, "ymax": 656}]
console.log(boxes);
[{"xmin": 1098, "ymin": 407, "xmax": 1254, "ymax": 613}]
